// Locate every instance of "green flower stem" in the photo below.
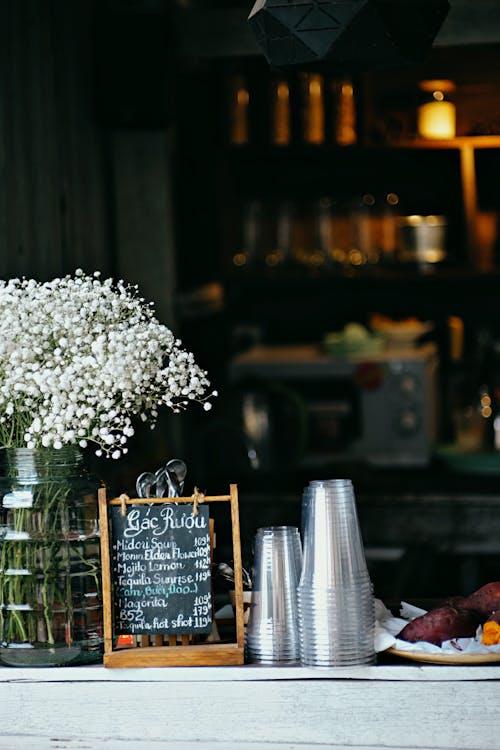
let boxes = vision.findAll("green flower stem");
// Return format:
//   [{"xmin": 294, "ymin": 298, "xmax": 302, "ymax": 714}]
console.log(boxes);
[
  {"xmin": 1, "ymin": 457, "xmax": 74, "ymax": 646},
  {"xmin": 8, "ymin": 607, "xmax": 28, "ymax": 642},
  {"xmin": 41, "ymin": 560, "xmax": 55, "ymax": 646}
]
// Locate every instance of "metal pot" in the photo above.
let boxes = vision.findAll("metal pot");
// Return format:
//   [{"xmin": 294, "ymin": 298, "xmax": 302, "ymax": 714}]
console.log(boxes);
[{"xmin": 397, "ymin": 215, "xmax": 447, "ymax": 263}]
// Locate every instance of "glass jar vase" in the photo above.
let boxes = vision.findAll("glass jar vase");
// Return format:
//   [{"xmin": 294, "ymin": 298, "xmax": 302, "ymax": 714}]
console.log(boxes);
[{"xmin": 0, "ymin": 447, "xmax": 103, "ymax": 666}]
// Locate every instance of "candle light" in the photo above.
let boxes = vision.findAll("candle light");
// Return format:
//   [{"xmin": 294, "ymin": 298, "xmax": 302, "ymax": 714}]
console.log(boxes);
[{"xmin": 417, "ymin": 79, "xmax": 456, "ymax": 140}]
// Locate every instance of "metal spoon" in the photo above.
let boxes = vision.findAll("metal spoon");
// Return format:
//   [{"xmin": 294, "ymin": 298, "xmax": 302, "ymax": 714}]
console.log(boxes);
[
  {"xmin": 165, "ymin": 468, "xmax": 182, "ymax": 497},
  {"xmin": 218, "ymin": 562, "xmax": 252, "ymax": 590},
  {"xmin": 218, "ymin": 562, "xmax": 235, "ymax": 585},
  {"xmin": 242, "ymin": 566, "xmax": 252, "ymax": 590},
  {"xmin": 136, "ymin": 471, "xmax": 157, "ymax": 499},
  {"xmin": 166, "ymin": 459, "xmax": 187, "ymax": 495},
  {"xmin": 154, "ymin": 468, "xmax": 169, "ymax": 498}
]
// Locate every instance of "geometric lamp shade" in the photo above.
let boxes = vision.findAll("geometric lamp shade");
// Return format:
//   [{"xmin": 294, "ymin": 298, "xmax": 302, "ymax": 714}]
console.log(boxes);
[{"xmin": 248, "ymin": 0, "xmax": 450, "ymax": 70}]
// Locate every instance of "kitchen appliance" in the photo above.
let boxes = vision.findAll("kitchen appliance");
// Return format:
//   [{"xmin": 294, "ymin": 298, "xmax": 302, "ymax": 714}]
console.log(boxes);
[{"xmin": 229, "ymin": 343, "xmax": 439, "ymax": 468}]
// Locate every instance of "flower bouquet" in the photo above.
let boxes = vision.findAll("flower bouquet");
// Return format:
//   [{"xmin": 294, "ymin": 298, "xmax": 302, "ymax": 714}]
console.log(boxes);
[{"xmin": 0, "ymin": 270, "xmax": 215, "ymax": 665}]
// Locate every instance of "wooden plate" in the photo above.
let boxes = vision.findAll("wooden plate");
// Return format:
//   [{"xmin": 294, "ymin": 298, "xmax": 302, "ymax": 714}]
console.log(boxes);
[{"xmin": 386, "ymin": 647, "xmax": 500, "ymax": 664}]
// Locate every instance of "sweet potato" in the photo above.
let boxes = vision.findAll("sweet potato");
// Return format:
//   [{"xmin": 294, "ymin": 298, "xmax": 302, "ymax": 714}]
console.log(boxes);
[
  {"xmin": 460, "ymin": 582, "xmax": 500, "ymax": 616},
  {"xmin": 398, "ymin": 605, "xmax": 482, "ymax": 646}
]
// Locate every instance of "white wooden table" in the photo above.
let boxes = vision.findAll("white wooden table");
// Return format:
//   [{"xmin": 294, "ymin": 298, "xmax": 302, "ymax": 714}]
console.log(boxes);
[{"xmin": 0, "ymin": 662, "xmax": 499, "ymax": 750}]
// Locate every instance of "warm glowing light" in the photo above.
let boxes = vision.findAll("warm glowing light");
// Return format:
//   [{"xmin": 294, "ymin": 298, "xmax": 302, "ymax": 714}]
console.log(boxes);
[
  {"xmin": 302, "ymin": 73, "xmax": 324, "ymax": 144},
  {"xmin": 271, "ymin": 80, "xmax": 291, "ymax": 145},
  {"xmin": 237, "ymin": 88, "xmax": 249, "ymax": 106},
  {"xmin": 309, "ymin": 77, "xmax": 322, "ymax": 97},
  {"xmin": 277, "ymin": 82, "xmax": 289, "ymax": 100},
  {"xmin": 335, "ymin": 78, "xmax": 357, "ymax": 146},
  {"xmin": 418, "ymin": 97, "xmax": 456, "ymax": 139},
  {"xmin": 230, "ymin": 76, "xmax": 250, "ymax": 144},
  {"xmin": 417, "ymin": 80, "xmax": 456, "ymax": 140},
  {"xmin": 233, "ymin": 253, "xmax": 247, "ymax": 267}
]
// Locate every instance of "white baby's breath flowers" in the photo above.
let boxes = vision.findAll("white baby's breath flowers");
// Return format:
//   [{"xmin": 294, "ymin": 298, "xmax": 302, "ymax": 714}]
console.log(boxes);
[{"xmin": 0, "ymin": 270, "xmax": 215, "ymax": 458}]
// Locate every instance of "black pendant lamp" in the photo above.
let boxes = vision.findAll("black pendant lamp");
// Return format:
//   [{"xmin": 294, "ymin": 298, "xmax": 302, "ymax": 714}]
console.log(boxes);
[{"xmin": 248, "ymin": 0, "xmax": 450, "ymax": 70}]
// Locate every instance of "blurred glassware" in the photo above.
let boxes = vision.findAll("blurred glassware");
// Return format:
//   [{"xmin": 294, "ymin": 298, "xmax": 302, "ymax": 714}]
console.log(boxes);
[
  {"xmin": 378, "ymin": 192, "xmax": 400, "ymax": 261},
  {"xmin": 327, "ymin": 199, "xmax": 352, "ymax": 266},
  {"xmin": 301, "ymin": 73, "xmax": 325, "ymax": 145},
  {"xmin": 307, "ymin": 197, "xmax": 333, "ymax": 267},
  {"xmin": 453, "ymin": 402, "xmax": 487, "ymax": 453},
  {"xmin": 293, "ymin": 200, "xmax": 326, "ymax": 267},
  {"xmin": 350, "ymin": 193, "xmax": 379, "ymax": 266},
  {"xmin": 448, "ymin": 315, "xmax": 464, "ymax": 364},
  {"xmin": 229, "ymin": 74, "xmax": 250, "ymax": 145},
  {"xmin": 397, "ymin": 214, "xmax": 447, "ymax": 264},
  {"xmin": 241, "ymin": 390, "xmax": 272, "ymax": 471},
  {"xmin": 232, "ymin": 200, "xmax": 262, "ymax": 269},
  {"xmin": 333, "ymin": 77, "xmax": 357, "ymax": 146},
  {"xmin": 264, "ymin": 200, "xmax": 295, "ymax": 267},
  {"xmin": 475, "ymin": 211, "xmax": 498, "ymax": 272},
  {"xmin": 270, "ymin": 77, "xmax": 291, "ymax": 146}
]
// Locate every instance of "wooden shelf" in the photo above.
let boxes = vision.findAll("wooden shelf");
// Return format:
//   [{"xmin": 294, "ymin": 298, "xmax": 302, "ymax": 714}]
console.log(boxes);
[
  {"xmin": 387, "ymin": 135, "xmax": 500, "ymax": 150},
  {"xmin": 226, "ymin": 135, "xmax": 500, "ymax": 153},
  {"xmin": 226, "ymin": 136, "xmax": 500, "ymax": 266}
]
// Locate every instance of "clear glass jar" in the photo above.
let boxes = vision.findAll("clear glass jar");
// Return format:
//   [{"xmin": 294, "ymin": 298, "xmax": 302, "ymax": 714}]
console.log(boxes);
[{"xmin": 0, "ymin": 447, "xmax": 103, "ymax": 666}]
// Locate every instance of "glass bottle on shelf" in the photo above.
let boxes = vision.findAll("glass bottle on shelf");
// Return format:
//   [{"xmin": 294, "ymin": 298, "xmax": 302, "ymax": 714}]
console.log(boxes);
[
  {"xmin": 270, "ymin": 78, "xmax": 291, "ymax": 146},
  {"xmin": 349, "ymin": 193, "xmax": 379, "ymax": 266},
  {"xmin": 449, "ymin": 326, "xmax": 493, "ymax": 452},
  {"xmin": 314, "ymin": 197, "xmax": 334, "ymax": 266},
  {"xmin": 228, "ymin": 75, "xmax": 250, "ymax": 145},
  {"xmin": 378, "ymin": 192, "xmax": 400, "ymax": 262},
  {"xmin": 333, "ymin": 77, "xmax": 357, "ymax": 146},
  {"xmin": 264, "ymin": 200, "xmax": 294, "ymax": 267},
  {"xmin": 300, "ymin": 73, "xmax": 325, "ymax": 145},
  {"xmin": 328, "ymin": 199, "xmax": 352, "ymax": 267},
  {"xmin": 232, "ymin": 199, "xmax": 262, "ymax": 269},
  {"xmin": 294, "ymin": 198, "xmax": 329, "ymax": 268}
]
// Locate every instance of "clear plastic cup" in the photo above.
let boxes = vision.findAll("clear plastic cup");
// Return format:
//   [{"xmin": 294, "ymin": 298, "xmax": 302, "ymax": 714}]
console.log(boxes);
[
  {"xmin": 246, "ymin": 526, "xmax": 302, "ymax": 664},
  {"xmin": 298, "ymin": 479, "xmax": 375, "ymax": 667},
  {"xmin": 300, "ymin": 479, "xmax": 369, "ymax": 589}
]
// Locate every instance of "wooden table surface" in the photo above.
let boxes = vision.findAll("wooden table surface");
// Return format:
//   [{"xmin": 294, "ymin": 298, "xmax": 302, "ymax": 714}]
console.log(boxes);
[{"xmin": 0, "ymin": 662, "xmax": 499, "ymax": 750}]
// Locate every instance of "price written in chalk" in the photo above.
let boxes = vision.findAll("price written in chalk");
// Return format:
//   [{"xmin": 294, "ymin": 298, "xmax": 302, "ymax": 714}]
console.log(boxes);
[{"xmin": 110, "ymin": 503, "xmax": 212, "ymax": 635}]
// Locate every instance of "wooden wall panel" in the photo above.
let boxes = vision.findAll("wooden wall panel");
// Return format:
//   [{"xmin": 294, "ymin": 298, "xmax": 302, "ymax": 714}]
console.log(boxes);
[
  {"xmin": 0, "ymin": 0, "xmax": 111, "ymax": 281},
  {"xmin": 50, "ymin": 0, "xmax": 111, "ymax": 277}
]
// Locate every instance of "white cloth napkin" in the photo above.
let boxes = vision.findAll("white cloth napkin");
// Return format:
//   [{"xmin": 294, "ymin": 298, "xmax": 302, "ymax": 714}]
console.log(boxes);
[{"xmin": 374, "ymin": 598, "xmax": 500, "ymax": 655}]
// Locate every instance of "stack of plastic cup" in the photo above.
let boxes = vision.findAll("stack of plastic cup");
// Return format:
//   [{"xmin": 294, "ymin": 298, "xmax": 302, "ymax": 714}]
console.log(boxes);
[
  {"xmin": 297, "ymin": 479, "xmax": 375, "ymax": 667},
  {"xmin": 246, "ymin": 526, "xmax": 302, "ymax": 664}
]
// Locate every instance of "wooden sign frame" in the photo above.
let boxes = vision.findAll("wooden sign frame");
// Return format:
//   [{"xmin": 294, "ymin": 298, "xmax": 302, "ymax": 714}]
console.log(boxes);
[{"xmin": 98, "ymin": 484, "xmax": 245, "ymax": 668}]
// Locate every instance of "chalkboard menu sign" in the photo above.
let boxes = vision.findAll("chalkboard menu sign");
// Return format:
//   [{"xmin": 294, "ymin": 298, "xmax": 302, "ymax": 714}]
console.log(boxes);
[
  {"xmin": 98, "ymin": 486, "xmax": 245, "ymax": 668},
  {"xmin": 110, "ymin": 502, "xmax": 212, "ymax": 636}
]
